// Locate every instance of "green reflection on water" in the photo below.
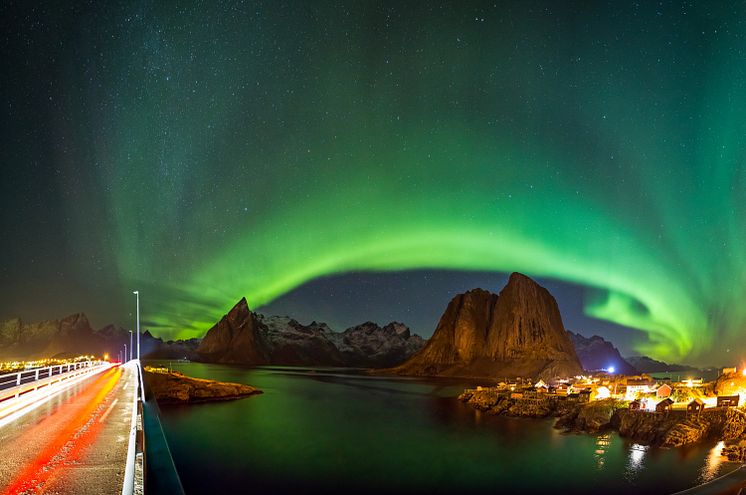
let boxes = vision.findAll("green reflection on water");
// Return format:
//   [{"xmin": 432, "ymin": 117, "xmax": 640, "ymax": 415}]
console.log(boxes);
[{"xmin": 155, "ymin": 363, "xmax": 736, "ymax": 495}]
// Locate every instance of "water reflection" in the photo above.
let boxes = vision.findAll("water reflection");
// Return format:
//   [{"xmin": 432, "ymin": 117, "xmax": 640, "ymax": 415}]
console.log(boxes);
[
  {"xmin": 625, "ymin": 443, "xmax": 648, "ymax": 480},
  {"xmin": 158, "ymin": 363, "xmax": 740, "ymax": 495},
  {"xmin": 594, "ymin": 433, "xmax": 612, "ymax": 469},
  {"xmin": 699, "ymin": 441, "xmax": 725, "ymax": 483}
]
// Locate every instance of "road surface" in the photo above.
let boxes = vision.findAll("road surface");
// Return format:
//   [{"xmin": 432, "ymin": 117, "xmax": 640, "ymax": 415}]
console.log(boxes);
[{"xmin": 0, "ymin": 364, "xmax": 136, "ymax": 495}]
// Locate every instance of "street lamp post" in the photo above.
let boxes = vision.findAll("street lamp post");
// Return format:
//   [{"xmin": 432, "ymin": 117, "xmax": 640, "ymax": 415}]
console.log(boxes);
[
  {"xmin": 133, "ymin": 290, "xmax": 140, "ymax": 361},
  {"xmin": 129, "ymin": 330, "xmax": 133, "ymax": 361},
  {"xmin": 124, "ymin": 344, "xmax": 127, "ymax": 364}
]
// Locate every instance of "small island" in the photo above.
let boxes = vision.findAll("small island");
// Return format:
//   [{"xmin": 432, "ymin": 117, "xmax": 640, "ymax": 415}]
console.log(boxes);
[{"xmin": 143, "ymin": 366, "xmax": 262, "ymax": 404}]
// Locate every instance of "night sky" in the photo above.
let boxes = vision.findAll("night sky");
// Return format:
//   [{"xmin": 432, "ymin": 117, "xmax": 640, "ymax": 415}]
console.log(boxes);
[{"xmin": 2, "ymin": 1, "xmax": 745, "ymax": 365}]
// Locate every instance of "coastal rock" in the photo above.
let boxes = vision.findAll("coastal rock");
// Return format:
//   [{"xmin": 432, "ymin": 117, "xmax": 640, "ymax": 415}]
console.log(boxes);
[
  {"xmin": 459, "ymin": 388, "xmax": 502, "ymax": 411},
  {"xmin": 714, "ymin": 371, "xmax": 746, "ymax": 396},
  {"xmin": 569, "ymin": 332, "xmax": 637, "ymax": 375},
  {"xmin": 722, "ymin": 442, "xmax": 746, "ymax": 462},
  {"xmin": 461, "ymin": 386, "xmax": 746, "ymax": 449},
  {"xmin": 393, "ymin": 273, "xmax": 583, "ymax": 379},
  {"xmin": 617, "ymin": 408, "xmax": 746, "ymax": 447},
  {"xmin": 143, "ymin": 367, "xmax": 261, "ymax": 404},
  {"xmin": 507, "ymin": 397, "xmax": 555, "ymax": 417},
  {"xmin": 459, "ymin": 387, "xmax": 563, "ymax": 418},
  {"xmin": 556, "ymin": 399, "xmax": 624, "ymax": 433},
  {"xmin": 617, "ymin": 410, "xmax": 684, "ymax": 445}
]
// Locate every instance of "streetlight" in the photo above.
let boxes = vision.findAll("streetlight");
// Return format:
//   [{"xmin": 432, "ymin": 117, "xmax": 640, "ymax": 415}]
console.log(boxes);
[
  {"xmin": 129, "ymin": 330, "xmax": 133, "ymax": 361},
  {"xmin": 124, "ymin": 344, "xmax": 127, "ymax": 364},
  {"xmin": 133, "ymin": 290, "xmax": 140, "ymax": 361}
]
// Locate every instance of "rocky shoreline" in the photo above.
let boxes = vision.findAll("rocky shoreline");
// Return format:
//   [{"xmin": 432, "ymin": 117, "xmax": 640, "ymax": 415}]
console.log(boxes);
[
  {"xmin": 143, "ymin": 367, "xmax": 262, "ymax": 404},
  {"xmin": 459, "ymin": 387, "xmax": 746, "ymax": 449}
]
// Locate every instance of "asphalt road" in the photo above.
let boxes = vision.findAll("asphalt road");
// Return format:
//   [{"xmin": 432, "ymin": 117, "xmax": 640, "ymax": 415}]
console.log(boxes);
[{"xmin": 0, "ymin": 365, "xmax": 135, "ymax": 495}]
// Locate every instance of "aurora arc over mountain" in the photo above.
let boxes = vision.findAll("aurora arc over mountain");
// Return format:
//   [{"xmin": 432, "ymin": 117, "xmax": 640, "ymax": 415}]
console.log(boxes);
[{"xmin": 7, "ymin": 2, "xmax": 746, "ymax": 363}]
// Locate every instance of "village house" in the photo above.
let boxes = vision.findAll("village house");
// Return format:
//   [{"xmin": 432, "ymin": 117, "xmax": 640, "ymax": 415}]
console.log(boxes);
[
  {"xmin": 523, "ymin": 389, "xmax": 539, "ymax": 398},
  {"xmin": 554, "ymin": 384, "xmax": 569, "ymax": 396},
  {"xmin": 687, "ymin": 398, "xmax": 704, "ymax": 417},
  {"xmin": 679, "ymin": 378, "xmax": 705, "ymax": 389},
  {"xmin": 533, "ymin": 379, "xmax": 548, "ymax": 393},
  {"xmin": 656, "ymin": 398, "xmax": 674, "ymax": 413},
  {"xmin": 624, "ymin": 378, "xmax": 656, "ymax": 401},
  {"xmin": 592, "ymin": 386, "xmax": 611, "ymax": 400},
  {"xmin": 655, "ymin": 383, "xmax": 672, "ymax": 399},
  {"xmin": 717, "ymin": 395, "xmax": 740, "ymax": 408}
]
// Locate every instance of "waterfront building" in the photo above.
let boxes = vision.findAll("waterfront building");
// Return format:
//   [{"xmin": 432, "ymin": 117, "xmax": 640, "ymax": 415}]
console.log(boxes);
[
  {"xmin": 687, "ymin": 398, "xmax": 704, "ymax": 417},
  {"xmin": 655, "ymin": 384, "xmax": 672, "ymax": 399},
  {"xmin": 717, "ymin": 395, "xmax": 740, "ymax": 408},
  {"xmin": 593, "ymin": 386, "xmax": 611, "ymax": 400},
  {"xmin": 656, "ymin": 398, "xmax": 674, "ymax": 413},
  {"xmin": 625, "ymin": 379, "xmax": 655, "ymax": 400}
]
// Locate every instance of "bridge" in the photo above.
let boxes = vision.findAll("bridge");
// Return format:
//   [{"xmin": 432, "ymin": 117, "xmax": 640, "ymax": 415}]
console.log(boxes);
[{"xmin": 0, "ymin": 359, "xmax": 183, "ymax": 495}]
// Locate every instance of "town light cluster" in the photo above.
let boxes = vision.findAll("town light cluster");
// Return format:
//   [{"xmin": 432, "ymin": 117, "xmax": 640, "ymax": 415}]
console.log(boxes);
[
  {"xmin": 0, "ymin": 355, "xmax": 100, "ymax": 374},
  {"xmin": 485, "ymin": 365, "xmax": 746, "ymax": 414}
]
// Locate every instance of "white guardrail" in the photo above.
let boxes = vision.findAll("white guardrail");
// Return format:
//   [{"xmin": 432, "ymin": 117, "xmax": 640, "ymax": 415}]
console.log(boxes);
[
  {"xmin": 122, "ymin": 359, "xmax": 145, "ymax": 495},
  {"xmin": 0, "ymin": 360, "xmax": 111, "ymax": 428}
]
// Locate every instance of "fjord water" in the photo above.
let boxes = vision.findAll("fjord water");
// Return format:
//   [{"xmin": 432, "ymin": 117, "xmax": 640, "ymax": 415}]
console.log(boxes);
[{"xmin": 157, "ymin": 363, "xmax": 734, "ymax": 495}]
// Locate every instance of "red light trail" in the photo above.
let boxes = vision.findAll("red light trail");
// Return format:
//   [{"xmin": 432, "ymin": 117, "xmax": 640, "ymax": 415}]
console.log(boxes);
[{"xmin": 0, "ymin": 367, "xmax": 123, "ymax": 495}]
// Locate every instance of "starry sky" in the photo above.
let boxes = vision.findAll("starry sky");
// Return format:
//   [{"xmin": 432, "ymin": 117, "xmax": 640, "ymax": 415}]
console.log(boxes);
[{"xmin": 2, "ymin": 1, "xmax": 745, "ymax": 365}]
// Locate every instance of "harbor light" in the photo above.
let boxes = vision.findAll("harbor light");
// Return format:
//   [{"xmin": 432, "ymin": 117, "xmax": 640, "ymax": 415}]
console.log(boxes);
[{"xmin": 608, "ymin": 366, "xmax": 615, "ymax": 374}]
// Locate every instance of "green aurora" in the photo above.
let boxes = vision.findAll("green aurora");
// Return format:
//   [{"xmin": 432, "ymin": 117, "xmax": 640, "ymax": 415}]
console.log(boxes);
[{"xmin": 11, "ymin": 2, "xmax": 746, "ymax": 362}]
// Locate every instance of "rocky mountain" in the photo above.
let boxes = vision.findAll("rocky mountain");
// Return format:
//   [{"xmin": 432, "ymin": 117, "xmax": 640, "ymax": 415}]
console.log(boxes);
[
  {"xmin": 332, "ymin": 321, "xmax": 426, "ymax": 367},
  {"xmin": 0, "ymin": 313, "xmax": 104, "ymax": 359},
  {"xmin": 0, "ymin": 314, "xmax": 199, "ymax": 361},
  {"xmin": 625, "ymin": 355, "xmax": 699, "ymax": 374},
  {"xmin": 568, "ymin": 332, "xmax": 638, "ymax": 375},
  {"xmin": 257, "ymin": 314, "xmax": 345, "ymax": 365},
  {"xmin": 391, "ymin": 272, "xmax": 583, "ymax": 380},
  {"xmin": 196, "ymin": 298, "xmax": 426, "ymax": 367},
  {"xmin": 197, "ymin": 298, "xmax": 271, "ymax": 364}
]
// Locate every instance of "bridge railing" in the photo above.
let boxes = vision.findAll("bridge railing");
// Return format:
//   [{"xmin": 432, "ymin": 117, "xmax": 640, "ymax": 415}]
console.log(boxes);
[
  {"xmin": 122, "ymin": 360, "xmax": 147, "ymax": 495},
  {"xmin": 122, "ymin": 359, "xmax": 185, "ymax": 495},
  {"xmin": 0, "ymin": 360, "xmax": 112, "ymax": 429},
  {"xmin": 0, "ymin": 361, "xmax": 102, "ymax": 403}
]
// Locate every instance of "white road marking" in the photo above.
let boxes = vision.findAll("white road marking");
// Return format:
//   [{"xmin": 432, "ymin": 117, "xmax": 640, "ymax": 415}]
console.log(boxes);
[{"xmin": 99, "ymin": 398, "xmax": 119, "ymax": 423}]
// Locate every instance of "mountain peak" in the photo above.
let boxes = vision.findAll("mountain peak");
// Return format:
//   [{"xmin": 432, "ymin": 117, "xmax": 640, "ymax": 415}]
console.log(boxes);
[
  {"xmin": 569, "ymin": 332, "xmax": 637, "ymax": 374},
  {"xmin": 394, "ymin": 273, "xmax": 582, "ymax": 379},
  {"xmin": 197, "ymin": 298, "xmax": 269, "ymax": 364},
  {"xmin": 507, "ymin": 271, "xmax": 534, "ymax": 285},
  {"xmin": 232, "ymin": 297, "xmax": 250, "ymax": 312}
]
